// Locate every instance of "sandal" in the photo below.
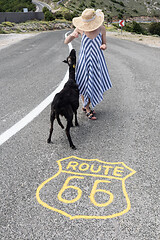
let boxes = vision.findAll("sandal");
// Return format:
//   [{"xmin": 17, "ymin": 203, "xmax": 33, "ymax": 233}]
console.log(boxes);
[
  {"xmin": 82, "ymin": 107, "xmax": 96, "ymax": 114},
  {"xmin": 86, "ymin": 111, "xmax": 97, "ymax": 120}
]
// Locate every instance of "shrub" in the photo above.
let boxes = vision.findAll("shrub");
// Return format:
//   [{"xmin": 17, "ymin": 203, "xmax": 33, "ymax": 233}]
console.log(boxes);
[
  {"xmin": 0, "ymin": 28, "xmax": 7, "ymax": 34},
  {"xmin": 72, "ymin": 11, "xmax": 79, "ymax": 18},
  {"xmin": 133, "ymin": 9, "xmax": 138, "ymax": 13},
  {"xmin": 149, "ymin": 22, "xmax": 160, "ymax": 36},
  {"xmin": 2, "ymin": 21, "xmax": 15, "ymax": 27},
  {"xmin": 132, "ymin": 21, "xmax": 143, "ymax": 34},
  {"xmin": 64, "ymin": 12, "xmax": 73, "ymax": 21},
  {"xmin": 55, "ymin": 12, "xmax": 63, "ymax": 19},
  {"xmin": 43, "ymin": 7, "xmax": 49, "ymax": 14},
  {"xmin": 119, "ymin": 1, "xmax": 125, "ymax": 7},
  {"xmin": 44, "ymin": 11, "xmax": 55, "ymax": 21},
  {"xmin": 123, "ymin": 24, "xmax": 132, "ymax": 32},
  {"xmin": 112, "ymin": 23, "xmax": 119, "ymax": 29},
  {"xmin": 79, "ymin": 3, "xmax": 85, "ymax": 8},
  {"xmin": 90, "ymin": 3, "xmax": 95, "ymax": 8},
  {"xmin": 118, "ymin": 13, "xmax": 123, "ymax": 19},
  {"xmin": 123, "ymin": 21, "xmax": 145, "ymax": 34}
]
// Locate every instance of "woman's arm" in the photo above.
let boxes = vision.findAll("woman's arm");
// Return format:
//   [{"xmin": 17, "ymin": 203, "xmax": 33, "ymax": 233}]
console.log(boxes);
[
  {"xmin": 64, "ymin": 28, "xmax": 81, "ymax": 44},
  {"xmin": 100, "ymin": 25, "xmax": 107, "ymax": 50}
]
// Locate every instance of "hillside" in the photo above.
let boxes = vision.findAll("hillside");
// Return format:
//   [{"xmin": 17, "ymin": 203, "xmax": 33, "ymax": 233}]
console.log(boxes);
[
  {"xmin": 0, "ymin": 0, "xmax": 36, "ymax": 12},
  {"xmin": 1, "ymin": 0, "xmax": 160, "ymax": 20},
  {"xmin": 58, "ymin": 0, "xmax": 160, "ymax": 19}
]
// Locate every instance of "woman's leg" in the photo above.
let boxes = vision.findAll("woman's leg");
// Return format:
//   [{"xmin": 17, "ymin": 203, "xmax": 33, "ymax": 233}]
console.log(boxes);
[
  {"xmin": 81, "ymin": 96, "xmax": 95, "ymax": 113},
  {"xmin": 81, "ymin": 95, "xmax": 84, "ymax": 105},
  {"xmin": 81, "ymin": 95, "xmax": 90, "ymax": 110},
  {"xmin": 85, "ymin": 99, "xmax": 96, "ymax": 120},
  {"xmin": 85, "ymin": 102, "xmax": 91, "ymax": 113}
]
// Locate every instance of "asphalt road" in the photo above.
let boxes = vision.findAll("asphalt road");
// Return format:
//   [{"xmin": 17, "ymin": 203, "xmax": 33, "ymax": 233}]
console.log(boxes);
[{"xmin": 0, "ymin": 30, "xmax": 160, "ymax": 240}]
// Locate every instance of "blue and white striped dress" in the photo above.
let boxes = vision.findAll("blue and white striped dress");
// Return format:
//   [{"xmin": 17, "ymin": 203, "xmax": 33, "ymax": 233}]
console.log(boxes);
[{"xmin": 76, "ymin": 32, "xmax": 112, "ymax": 108}]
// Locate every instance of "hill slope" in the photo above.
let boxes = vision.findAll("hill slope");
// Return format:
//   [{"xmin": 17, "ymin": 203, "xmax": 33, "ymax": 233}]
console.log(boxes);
[{"xmin": 61, "ymin": 0, "xmax": 160, "ymax": 19}]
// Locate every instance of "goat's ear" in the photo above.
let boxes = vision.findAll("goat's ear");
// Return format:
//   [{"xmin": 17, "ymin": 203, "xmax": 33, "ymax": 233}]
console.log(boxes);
[{"xmin": 63, "ymin": 60, "xmax": 68, "ymax": 63}]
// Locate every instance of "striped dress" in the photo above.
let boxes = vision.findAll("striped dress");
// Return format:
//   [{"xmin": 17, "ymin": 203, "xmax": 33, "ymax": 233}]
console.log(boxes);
[{"xmin": 76, "ymin": 32, "xmax": 112, "ymax": 108}]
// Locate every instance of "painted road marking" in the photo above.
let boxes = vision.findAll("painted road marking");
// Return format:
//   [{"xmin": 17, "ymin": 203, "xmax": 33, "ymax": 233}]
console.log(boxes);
[
  {"xmin": 36, "ymin": 156, "xmax": 136, "ymax": 220},
  {"xmin": 0, "ymin": 32, "xmax": 72, "ymax": 146}
]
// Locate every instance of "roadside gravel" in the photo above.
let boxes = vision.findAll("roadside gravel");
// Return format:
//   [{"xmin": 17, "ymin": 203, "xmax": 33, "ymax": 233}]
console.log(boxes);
[{"xmin": 0, "ymin": 33, "xmax": 40, "ymax": 50}]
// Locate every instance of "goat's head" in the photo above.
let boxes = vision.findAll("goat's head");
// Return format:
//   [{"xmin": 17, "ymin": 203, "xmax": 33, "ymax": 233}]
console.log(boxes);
[{"xmin": 63, "ymin": 49, "xmax": 76, "ymax": 69}]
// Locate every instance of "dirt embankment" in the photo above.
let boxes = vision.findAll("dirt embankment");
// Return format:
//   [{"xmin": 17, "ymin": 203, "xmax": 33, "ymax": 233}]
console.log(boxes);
[{"xmin": 107, "ymin": 31, "xmax": 160, "ymax": 48}]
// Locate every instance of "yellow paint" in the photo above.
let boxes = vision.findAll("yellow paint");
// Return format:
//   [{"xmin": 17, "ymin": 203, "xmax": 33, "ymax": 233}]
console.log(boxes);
[
  {"xmin": 66, "ymin": 161, "xmax": 79, "ymax": 170},
  {"xmin": 58, "ymin": 176, "xmax": 84, "ymax": 204},
  {"xmin": 89, "ymin": 180, "xmax": 114, "ymax": 207},
  {"xmin": 103, "ymin": 165, "xmax": 114, "ymax": 175},
  {"xmin": 36, "ymin": 156, "xmax": 136, "ymax": 220},
  {"xmin": 79, "ymin": 163, "xmax": 90, "ymax": 171},
  {"xmin": 63, "ymin": 157, "xmax": 133, "ymax": 179},
  {"xmin": 113, "ymin": 167, "xmax": 124, "ymax": 177},
  {"xmin": 90, "ymin": 164, "xmax": 101, "ymax": 173}
]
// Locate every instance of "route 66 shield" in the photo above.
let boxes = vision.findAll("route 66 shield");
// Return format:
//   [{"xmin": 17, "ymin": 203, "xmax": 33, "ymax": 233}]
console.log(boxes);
[{"xmin": 36, "ymin": 156, "xmax": 136, "ymax": 220}]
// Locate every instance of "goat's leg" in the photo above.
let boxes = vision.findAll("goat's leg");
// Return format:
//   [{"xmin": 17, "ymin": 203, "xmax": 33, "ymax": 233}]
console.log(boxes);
[
  {"xmin": 65, "ymin": 120, "xmax": 76, "ymax": 150},
  {"xmin": 47, "ymin": 110, "xmax": 55, "ymax": 143},
  {"xmin": 57, "ymin": 114, "xmax": 64, "ymax": 129},
  {"xmin": 71, "ymin": 121, "xmax": 74, "ymax": 127},
  {"xmin": 74, "ymin": 110, "xmax": 79, "ymax": 126}
]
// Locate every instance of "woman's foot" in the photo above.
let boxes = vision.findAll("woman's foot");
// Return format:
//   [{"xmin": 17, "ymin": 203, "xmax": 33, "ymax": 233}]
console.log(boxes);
[
  {"xmin": 86, "ymin": 111, "xmax": 97, "ymax": 120},
  {"xmin": 82, "ymin": 107, "xmax": 96, "ymax": 114},
  {"xmin": 82, "ymin": 107, "xmax": 86, "ymax": 112}
]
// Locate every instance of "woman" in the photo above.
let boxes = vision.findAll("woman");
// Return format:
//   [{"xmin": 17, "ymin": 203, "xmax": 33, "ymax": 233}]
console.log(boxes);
[{"xmin": 64, "ymin": 9, "xmax": 112, "ymax": 120}]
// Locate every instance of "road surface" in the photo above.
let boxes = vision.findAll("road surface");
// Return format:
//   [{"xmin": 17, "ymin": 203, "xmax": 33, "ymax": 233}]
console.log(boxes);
[{"xmin": 0, "ymin": 30, "xmax": 159, "ymax": 239}]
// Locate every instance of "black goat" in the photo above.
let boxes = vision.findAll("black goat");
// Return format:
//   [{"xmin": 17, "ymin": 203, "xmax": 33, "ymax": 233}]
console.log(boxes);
[{"xmin": 47, "ymin": 49, "xmax": 79, "ymax": 149}]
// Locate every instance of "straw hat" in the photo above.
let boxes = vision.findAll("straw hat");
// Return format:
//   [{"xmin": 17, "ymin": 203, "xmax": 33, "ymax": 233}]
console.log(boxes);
[{"xmin": 72, "ymin": 9, "xmax": 104, "ymax": 32}]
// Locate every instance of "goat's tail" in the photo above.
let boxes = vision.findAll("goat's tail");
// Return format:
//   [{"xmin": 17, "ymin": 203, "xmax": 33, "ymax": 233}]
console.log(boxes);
[{"xmin": 56, "ymin": 113, "xmax": 64, "ymax": 129}]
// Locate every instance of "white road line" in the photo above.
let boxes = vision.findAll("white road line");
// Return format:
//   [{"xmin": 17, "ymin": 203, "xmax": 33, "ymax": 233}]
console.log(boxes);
[{"xmin": 0, "ymin": 31, "xmax": 72, "ymax": 146}]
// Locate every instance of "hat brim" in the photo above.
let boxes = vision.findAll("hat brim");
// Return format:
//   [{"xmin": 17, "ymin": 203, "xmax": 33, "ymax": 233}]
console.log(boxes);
[{"xmin": 72, "ymin": 13, "xmax": 104, "ymax": 32}]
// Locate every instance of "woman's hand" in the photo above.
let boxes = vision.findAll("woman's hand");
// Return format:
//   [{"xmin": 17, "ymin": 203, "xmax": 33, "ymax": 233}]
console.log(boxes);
[
  {"xmin": 64, "ymin": 30, "xmax": 79, "ymax": 44},
  {"xmin": 71, "ymin": 31, "xmax": 79, "ymax": 38},
  {"xmin": 100, "ymin": 44, "xmax": 107, "ymax": 50}
]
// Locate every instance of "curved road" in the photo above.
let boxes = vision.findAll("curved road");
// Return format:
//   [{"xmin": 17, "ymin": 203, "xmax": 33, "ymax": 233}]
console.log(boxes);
[
  {"xmin": 0, "ymin": 30, "xmax": 159, "ymax": 239},
  {"xmin": 32, "ymin": 0, "xmax": 52, "ymax": 12}
]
